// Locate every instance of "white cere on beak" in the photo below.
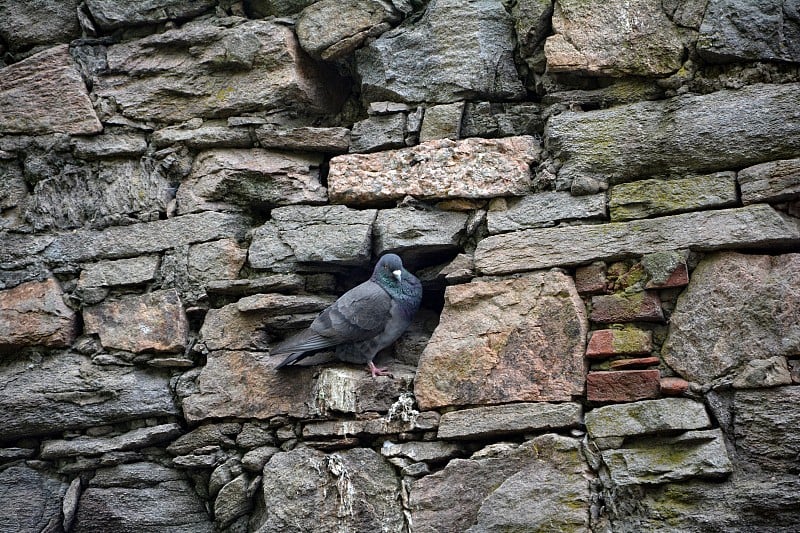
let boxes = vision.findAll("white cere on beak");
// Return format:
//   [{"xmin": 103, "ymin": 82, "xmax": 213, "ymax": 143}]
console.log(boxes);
[{"xmin": 392, "ymin": 269, "xmax": 402, "ymax": 283}]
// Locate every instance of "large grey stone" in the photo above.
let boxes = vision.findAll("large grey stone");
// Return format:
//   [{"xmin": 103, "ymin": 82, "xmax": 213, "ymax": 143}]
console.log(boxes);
[
  {"xmin": 255, "ymin": 125, "xmax": 350, "ymax": 153},
  {"xmin": 410, "ymin": 435, "xmax": 590, "ymax": 532},
  {"xmin": 0, "ymin": 0, "xmax": 80, "ymax": 52},
  {"xmin": 0, "ymin": 352, "xmax": 178, "ymax": 440},
  {"xmin": 311, "ymin": 365, "xmax": 416, "ymax": 415},
  {"xmin": 94, "ymin": 18, "xmax": 346, "ymax": 123},
  {"xmin": 0, "ymin": 278, "xmax": 76, "ymax": 349},
  {"xmin": 254, "ymin": 446, "xmax": 404, "ymax": 533},
  {"xmin": 71, "ymin": 133, "xmax": 148, "ymax": 160},
  {"xmin": 739, "ymin": 158, "xmax": 800, "ymax": 205},
  {"xmin": 734, "ymin": 386, "xmax": 800, "ymax": 473},
  {"xmin": 373, "ymin": 207, "xmax": 469, "ymax": 261},
  {"xmin": 356, "ymin": 0, "xmax": 525, "ymax": 103},
  {"xmin": 151, "ymin": 123, "xmax": 253, "ymax": 150},
  {"xmin": 663, "ymin": 253, "xmax": 800, "ymax": 383},
  {"xmin": 438, "ymin": 402, "xmax": 583, "ymax": 440},
  {"xmin": 474, "ymin": 205, "xmax": 800, "ymax": 275},
  {"xmin": 585, "ymin": 398, "xmax": 710, "ymax": 439},
  {"xmin": 348, "ymin": 113, "xmax": 407, "ymax": 153},
  {"xmin": 487, "ymin": 191, "xmax": 606, "ymax": 233},
  {"xmin": 0, "ymin": 45, "xmax": 101, "ymax": 135},
  {"xmin": 548, "ymin": 83, "xmax": 800, "ymax": 185},
  {"xmin": 40, "ymin": 423, "xmax": 182, "ymax": 459},
  {"xmin": 0, "ymin": 465, "xmax": 66, "ymax": 533},
  {"xmin": 85, "ymin": 0, "xmax": 217, "ymax": 30}
]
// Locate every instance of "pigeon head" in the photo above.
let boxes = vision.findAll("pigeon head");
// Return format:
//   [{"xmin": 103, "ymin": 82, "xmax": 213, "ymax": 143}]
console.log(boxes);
[{"xmin": 373, "ymin": 253, "xmax": 405, "ymax": 287}]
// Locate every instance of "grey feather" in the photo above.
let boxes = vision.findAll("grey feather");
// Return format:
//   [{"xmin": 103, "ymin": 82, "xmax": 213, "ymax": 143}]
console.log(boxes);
[{"xmin": 271, "ymin": 254, "xmax": 422, "ymax": 374}]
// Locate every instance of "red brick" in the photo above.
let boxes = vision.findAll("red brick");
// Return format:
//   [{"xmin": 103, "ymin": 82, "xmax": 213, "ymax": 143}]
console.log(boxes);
[
  {"xmin": 575, "ymin": 262, "xmax": 607, "ymax": 295},
  {"xmin": 590, "ymin": 291, "xmax": 664, "ymax": 323},
  {"xmin": 586, "ymin": 328, "xmax": 652, "ymax": 359},
  {"xmin": 660, "ymin": 377, "xmax": 690, "ymax": 395},
  {"xmin": 587, "ymin": 370, "xmax": 661, "ymax": 402},
  {"xmin": 646, "ymin": 262, "xmax": 689, "ymax": 289},
  {"xmin": 609, "ymin": 356, "xmax": 661, "ymax": 369}
]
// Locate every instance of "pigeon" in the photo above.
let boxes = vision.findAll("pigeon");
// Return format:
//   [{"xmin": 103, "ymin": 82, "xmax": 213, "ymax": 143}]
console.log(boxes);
[{"xmin": 271, "ymin": 253, "xmax": 423, "ymax": 377}]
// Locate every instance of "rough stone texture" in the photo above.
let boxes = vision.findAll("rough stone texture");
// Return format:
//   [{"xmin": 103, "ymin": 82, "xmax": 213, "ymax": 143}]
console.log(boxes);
[
  {"xmin": 642, "ymin": 251, "xmax": 690, "ymax": 289},
  {"xmin": 663, "ymin": 252, "xmax": 800, "ymax": 383},
  {"xmin": 601, "ymin": 429, "xmax": 733, "ymax": 486},
  {"xmin": 437, "ymin": 402, "xmax": 582, "ymax": 440},
  {"xmin": 255, "ymin": 446, "xmax": 404, "ymax": 533},
  {"xmin": 415, "ymin": 271, "xmax": 588, "ymax": 410},
  {"xmin": 40, "ymin": 423, "xmax": 182, "ymax": 459},
  {"xmin": 311, "ymin": 365, "xmax": 415, "ymax": 415},
  {"xmin": 512, "ymin": 0, "xmax": 554, "ymax": 72},
  {"xmin": 586, "ymin": 328, "xmax": 653, "ymax": 359},
  {"xmin": 348, "ymin": 113, "xmax": 407, "ymax": 153},
  {"xmin": 73, "ymin": 463, "xmax": 213, "ymax": 532},
  {"xmin": 382, "ymin": 440, "xmax": 463, "ymax": 463},
  {"xmin": 698, "ymin": 0, "xmax": 800, "ymax": 63},
  {"xmin": 609, "ymin": 357, "xmax": 661, "ymax": 369},
  {"xmin": 609, "ymin": 172, "xmax": 738, "ymax": 221},
  {"xmin": 0, "ymin": 464, "xmax": 66, "ymax": 533},
  {"xmin": 328, "ymin": 136, "xmax": 539, "ymax": 205},
  {"xmin": 474, "ymin": 205, "xmax": 800, "ymax": 275},
  {"xmin": 0, "ymin": 352, "xmax": 178, "ymax": 440},
  {"xmin": 0, "ymin": 0, "xmax": 80, "ymax": 52},
  {"xmin": 78, "ymin": 256, "xmax": 160, "ymax": 290},
  {"xmin": 356, "ymin": 0, "xmax": 525, "ymax": 103},
  {"xmin": 419, "ymin": 102, "xmax": 465, "ymax": 142},
  {"xmin": 410, "ymin": 435, "xmax": 590, "ymax": 532},
  {"xmin": 660, "ymin": 376, "xmax": 690, "ymax": 395},
  {"xmin": 179, "ymin": 149, "xmax": 326, "ymax": 213},
  {"xmin": 487, "ymin": 191, "xmax": 606, "ymax": 233},
  {"xmin": 85, "ymin": 0, "xmax": 216, "ymax": 30},
  {"xmin": 548, "ymin": 83, "xmax": 800, "ymax": 185},
  {"xmin": 739, "ymin": 158, "xmax": 800, "ymax": 205},
  {"xmin": 188, "ymin": 239, "xmax": 246, "ymax": 283},
  {"xmin": 296, "ymin": 0, "xmax": 399, "ymax": 60},
  {"xmin": 734, "ymin": 386, "xmax": 800, "ymax": 473},
  {"xmin": 590, "ymin": 291, "xmax": 665, "ymax": 323},
  {"xmin": 0, "ymin": 45, "xmax": 101, "ymax": 135},
  {"xmin": 151, "ymin": 124, "xmax": 253, "ymax": 149},
  {"xmin": 461, "ymin": 101, "xmax": 545, "ymax": 138},
  {"xmin": 575, "ymin": 262, "xmax": 608, "ymax": 295},
  {"xmin": 545, "ymin": 0, "xmax": 688, "ymax": 76},
  {"xmin": 303, "ymin": 412, "xmax": 441, "ymax": 439},
  {"xmin": 94, "ymin": 18, "xmax": 346, "ymax": 123},
  {"xmin": 83, "ymin": 289, "xmax": 189, "ymax": 353},
  {"xmin": 373, "ymin": 207, "xmax": 469, "ymax": 261},
  {"xmin": 72, "ymin": 133, "xmax": 148, "ymax": 160},
  {"xmin": 585, "ymin": 398, "xmax": 711, "ymax": 439},
  {"xmin": 255, "ymin": 125, "xmax": 350, "ymax": 153},
  {"xmin": 0, "ymin": 278, "xmax": 77, "ymax": 349},
  {"xmin": 587, "ymin": 370, "xmax": 661, "ymax": 403}
]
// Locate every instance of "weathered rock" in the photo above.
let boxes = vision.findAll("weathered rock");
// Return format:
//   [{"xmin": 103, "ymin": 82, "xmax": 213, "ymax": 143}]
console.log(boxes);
[
  {"xmin": 0, "ymin": 278, "xmax": 77, "ymax": 349},
  {"xmin": 373, "ymin": 206, "xmax": 469, "ymax": 261},
  {"xmin": 487, "ymin": 191, "xmax": 606, "ymax": 234},
  {"xmin": 586, "ymin": 328, "xmax": 653, "ymax": 359},
  {"xmin": 732, "ymin": 356, "xmax": 793, "ymax": 389},
  {"xmin": 205, "ymin": 273, "xmax": 304, "ymax": 297},
  {"xmin": 739, "ymin": 158, "xmax": 800, "ymax": 205},
  {"xmin": 242, "ymin": 446, "xmax": 279, "ymax": 472},
  {"xmin": 40, "ymin": 423, "xmax": 182, "ymax": 459},
  {"xmin": 348, "ymin": 113, "xmax": 407, "ymax": 153},
  {"xmin": 474, "ymin": 205, "xmax": 800, "ymax": 274},
  {"xmin": 179, "ymin": 149, "xmax": 325, "ymax": 214},
  {"xmin": 0, "ymin": 0, "xmax": 80, "ymax": 52},
  {"xmin": 660, "ymin": 376, "xmax": 690, "ymax": 395},
  {"xmin": 78, "ymin": 255, "xmax": 160, "ymax": 290},
  {"xmin": 547, "ymin": 83, "xmax": 800, "ymax": 185},
  {"xmin": 437, "ymin": 402, "xmax": 582, "ymax": 440},
  {"xmin": 356, "ymin": 0, "xmax": 525, "ymax": 103},
  {"xmin": 0, "ymin": 45, "xmax": 101, "ymax": 135},
  {"xmin": 587, "ymin": 370, "xmax": 661, "ymax": 403},
  {"xmin": 461, "ymin": 101, "xmax": 545, "ymax": 138},
  {"xmin": 71, "ymin": 133, "xmax": 148, "ymax": 160},
  {"xmin": 255, "ymin": 125, "xmax": 350, "ymax": 153},
  {"xmin": 642, "ymin": 250, "xmax": 690, "ymax": 289},
  {"xmin": 0, "ymin": 352, "xmax": 178, "ymax": 440},
  {"xmin": 512, "ymin": 0, "xmax": 553, "ymax": 70},
  {"xmin": 734, "ymin": 386, "xmax": 800, "ymax": 473},
  {"xmin": 0, "ymin": 464, "xmax": 66, "ymax": 533},
  {"xmin": 419, "ymin": 102, "xmax": 465, "ymax": 142},
  {"xmin": 83, "ymin": 289, "xmax": 189, "ymax": 353},
  {"xmin": 296, "ymin": 0, "xmax": 399, "ymax": 60},
  {"xmin": 382, "ymin": 440, "xmax": 463, "ymax": 463},
  {"xmin": 188, "ymin": 239, "xmax": 246, "ymax": 283},
  {"xmin": 415, "ymin": 271, "xmax": 588, "ymax": 410},
  {"xmin": 328, "ymin": 136, "xmax": 539, "ymax": 205},
  {"xmin": 248, "ymin": 205, "xmax": 376, "ymax": 271},
  {"xmin": 311, "ymin": 365, "xmax": 415, "ymax": 415},
  {"xmin": 255, "ymin": 446, "xmax": 404, "ymax": 533},
  {"xmin": 545, "ymin": 0, "xmax": 688, "ymax": 76},
  {"xmin": 94, "ymin": 17, "xmax": 346, "ymax": 123},
  {"xmin": 410, "ymin": 435, "xmax": 590, "ymax": 532},
  {"xmin": 215, "ymin": 473, "xmax": 253, "ymax": 528},
  {"xmin": 575, "ymin": 262, "xmax": 607, "ymax": 295},
  {"xmin": 73, "ymin": 463, "xmax": 212, "ymax": 533},
  {"xmin": 182, "ymin": 350, "xmax": 316, "ymax": 421},
  {"xmin": 151, "ymin": 124, "xmax": 252, "ymax": 150},
  {"xmin": 590, "ymin": 291, "xmax": 665, "ymax": 323},
  {"xmin": 85, "ymin": 0, "xmax": 217, "ymax": 30},
  {"xmin": 167, "ymin": 423, "xmax": 241, "ymax": 456},
  {"xmin": 302, "ymin": 411, "xmax": 440, "ymax": 439},
  {"xmin": 663, "ymin": 252, "xmax": 800, "ymax": 383},
  {"xmin": 698, "ymin": 0, "xmax": 800, "ymax": 63},
  {"xmin": 585, "ymin": 398, "xmax": 710, "ymax": 439},
  {"xmin": 601, "ymin": 429, "xmax": 732, "ymax": 486},
  {"xmin": 608, "ymin": 357, "xmax": 661, "ymax": 369},
  {"xmin": 246, "ymin": 0, "xmax": 316, "ymax": 17},
  {"xmin": 609, "ymin": 172, "xmax": 738, "ymax": 221}
]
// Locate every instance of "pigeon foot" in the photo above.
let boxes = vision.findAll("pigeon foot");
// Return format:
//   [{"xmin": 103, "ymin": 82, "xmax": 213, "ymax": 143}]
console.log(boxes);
[{"xmin": 367, "ymin": 361, "xmax": 394, "ymax": 378}]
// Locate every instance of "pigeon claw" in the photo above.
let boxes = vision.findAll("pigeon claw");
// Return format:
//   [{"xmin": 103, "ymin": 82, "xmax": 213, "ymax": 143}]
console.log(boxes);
[{"xmin": 367, "ymin": 361, "xmax": 394, "ymax": 378}]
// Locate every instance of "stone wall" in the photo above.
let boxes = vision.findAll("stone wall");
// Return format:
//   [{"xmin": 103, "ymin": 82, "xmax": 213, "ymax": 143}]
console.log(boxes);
[{"xmin": 1, "ymin": 0, "xmax": 799, "ymax": 531}]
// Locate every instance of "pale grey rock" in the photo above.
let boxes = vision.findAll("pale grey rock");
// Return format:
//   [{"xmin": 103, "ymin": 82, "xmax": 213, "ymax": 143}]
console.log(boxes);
[
  {"xmin": 0, "ymin": 352, "xmax": 178, "ymax": 440},
  {"xmin": 78, "ymin": 255, "xmax": 160, "ymax": 289},
  {"xmin": 205, "ymin": 273, "xmax": 305, "ymax": 297},
  {"xmin": 548, "ymin": 83, "xmax": 800, "ymax": 185},
  {"xmin": 215, "ymin": 474, "xmax": 252, "ymax": 528},
  {"xmin": 698, "ymin": 0, "xmax": 800, "ymax": 63},
  {"xmin": 0, "ymin": 278, "xmax": 77, "ymax": 349},
  {"xmin": 0, "ymin": 465, "xmax": 66, "ymax": 533},
  {"xmin": 151, "ymin": 124, "xmax": 253, "ymax": 149},
  {"xmin": 461, "ymin": 101, "xmax": 545, "ymax": 138},
  {"xmin": 256, "ymin": 125, "xmax": 350, "ymax": 153},
  {"xmin": 374, "ymin": 207, "xmax": 469, "ymax": 261},
  {"xmin": 475, "ymin": 205, "xmax": 800, "ymax": 275},
  {"xmin": 188, "ymin": 239, "xmax": 246, "ymax": 283},
  {"xmin": 254, "ymin": 447, "xmax": 404, "ymax": 533},
  {"xmin": 739, "ymin": 158, "xmax": 800, "ymax": 205},
  {"xmin": 609, "ymin": 172, "xmax": 738, "ymax": 221},
  {"xmin": 296, "ymin": 0, "xmax": 399, "ymax": 60},
  {"xmin": 732, "ymin": 356, "xmax": 793, "ymax": 389},
  {"xmin": 62, "ymin": 477, "xmax": 81, "ymax": 532},
  {"xmin": 242, "ymin": 446, "xmax": 280, "ymax": 472},
  {"xmin": 349, "ymin": 113, "xmax": 407, "ymax": 153},
  {"xmin": 94, "ymin": 18, "xmax": 346, "ymax": 123},
  {"xmin": 487, "ymin": 191, "xmax": 606, "ymax": 233},
  {"xmin": 410, "ymin": 435, "xmax": 590, "ymax": 532},
  {"xmin": 356, "ymin": 0, "xmax": 525, "ymax": 103},
  {"xmin": 302, "ymin": 412, "xmax": 441, "ymax": 439},
  {"xmin": 166, "ymin": 423, "xmax": 241, "ymax": 455},
  {"xmin": 85, "ymin": 0, "xmax": 217, "ymax": 30},
  {"xmin": 734, "ymin": 386, "xmax": 800, "ymax": 473},
  {"xmin": 329, "ymin": 136, "xmax": 539, "ymax": 205},
  {"xmin": 382, "ymin": 440, "xmax": 463, "ymax": 463},
  {"xmin": 311, "ymin": 364, "xmax": 416, "ymax": 415},
  {"xmin": 0, "ymin": 45, "xmax": 101, "ymax": 135},
  {"xmin": 437, "ymin": 402, "xmax": 583, "ymax": 440},
  {"xmin": 72, "ymin": 133, "xmax": 148, "ymax": 160},
  {"xmin": 0, "ymin": 0, "xmax": 80, "ymax": 52},
  {"xmin": 40, "ymin": 423, "xmax": 182, "ymax": 459},
  {"xmin": 585, "ymin": 398, "xmax": 710, "ymax": 439},
  {"xmin": 419, "ymin": 102, "xmax": 465, "ymax": 142},
  {"xmin": 663, "ymin": 253, "xmax": 800, "ymax": 383},
  {"xmin": 601, "ymin": 429, "xmax": 732, "ymax": 486}
]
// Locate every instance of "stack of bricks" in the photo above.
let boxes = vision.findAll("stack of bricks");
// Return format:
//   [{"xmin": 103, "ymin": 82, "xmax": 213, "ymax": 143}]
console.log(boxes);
[{"xmin": 577, "ymin": 252, "xmax": 692, "ymax": 402}]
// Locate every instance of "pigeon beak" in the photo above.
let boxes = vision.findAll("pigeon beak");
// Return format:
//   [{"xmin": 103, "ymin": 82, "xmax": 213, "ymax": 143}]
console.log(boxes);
[{"xmin": 392, "ymin": 269, "xmax": 402, "ymax": 283}]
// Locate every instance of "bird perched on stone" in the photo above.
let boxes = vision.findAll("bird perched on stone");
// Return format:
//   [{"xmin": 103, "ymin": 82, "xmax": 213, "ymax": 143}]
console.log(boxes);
[{"xmin": 271, "ymin": 253, "xmax": 423, "ymax": 377}]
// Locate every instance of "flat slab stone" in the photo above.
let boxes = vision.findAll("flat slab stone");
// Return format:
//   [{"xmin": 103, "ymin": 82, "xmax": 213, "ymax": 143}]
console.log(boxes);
[
  {"xmin": 312, "ymin": 365, "xmax": 415, "ymax": 415},
  {"xmin": 585, "ymin": 398, "xmax": 710, "ymax": 439},
  {"xmin": 738, "ymin": 158, "xmax": 800, "ymax": 205},
  {"xmin": 0, "ymin": 0, "xmax": 80, "ymax": 52},
  {"xmin": 0, "ymin": 45, "xmax": 101, "ymax": 135},
  {"xmin": 40, "ymin": 423, "xmax": 182, "ymax": 459},
  {"xmin": 0, "ymin": 278, "xmax": 77, "ymax": 350},
  {"xmin": 85, "ymin": 0, "xmax": 217, "ymax": 30},
  {"xmin": 487, "ymin": 191, "xmax": 606, "ymax": 234},
  {"xmin": 414, "ymin": 271, "xmax": 587, "ymax": 410},
  {"xmin": 78, "ymin": 256, "xmax": 160, "ymax": 289},
  {"xmin": 586, "ymin": 370, "xmax": 661, "ymax": 403},
  {"xmin": 255, "ymin": 125, "xmax": 350, "ymax": 153},
  {"xmin": 437, "ymin": 402, "xmax": 582, "ymax": 440},
  {"xmin": 328, "ymin": 136, "xmax": 539, "ymax": 205},
  {"xmin": 71, "ymin": 133, "xmax": 148, "ymax": 160},
  {"xmin": 474, "ymin": 205, "xmax": 800, "ymax": 275}
]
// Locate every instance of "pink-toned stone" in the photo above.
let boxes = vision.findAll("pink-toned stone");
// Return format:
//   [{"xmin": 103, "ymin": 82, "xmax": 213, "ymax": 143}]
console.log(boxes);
[
  {"xmin": 645, "ymin": 262, "xmax": 689, "ymax": 289},
  {"xmin": 0, "ymin": 278, "xmax": 77, "ymax": 349},
  {"xmin": 414, "ymin": 271, "xmax": 588, "ymax": 410},
  {"xmin": 586, "ymin": 328, "xmax": 653, "ymax": 359},
  {"xmin": 83, "ymin": 289, "xmax": 189, "ymax": 353},
  {"xmin": 590, "ymin": 291, "xmax": 664, "ymax": 323},
  {"xmin": 587, "ymin": 370, "xmax": 661, "ymax": 402},
  {"xmin": 660, "ymin": 377, "xmax": 690, "ymax": 396},
  {"xmin": 608, "ymin": 357, "xmax": 661, "ymax": 369},
  {"xmin": 327, "ymin": 136, "xmax": 540, "ymax": 205},
  {"xmin": 575, "ymin": 262, "xmax": 607, "ymax": 295}
]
